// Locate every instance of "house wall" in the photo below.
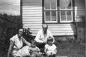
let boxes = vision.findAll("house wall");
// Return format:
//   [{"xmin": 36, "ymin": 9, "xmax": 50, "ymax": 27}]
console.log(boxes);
[
  {"xmin": 85, "ymin": 0, "xmax": 86, "ymax": 41},
  {"xmin": 74, "ymin": 0, "xmax": 85, "ymax": 40},
  {"xmin": 22, "ymin": 0, "xmax": 85, "ymax": 36},
  {"xmin": 75, "ymin": 0, "xmax": 85, "ymax": 21},
  {"xmin": 22, "ymin": 0, "xmax": 42, "ymax": 36}
]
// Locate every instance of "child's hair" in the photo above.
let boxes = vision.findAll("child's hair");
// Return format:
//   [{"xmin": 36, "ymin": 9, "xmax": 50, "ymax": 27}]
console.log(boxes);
[
  {"xmin": 47, "ymin": 36, "xmax": 53, "ymax": 42},
  {"xmin": 31, "ymin": 39, "xmax": 36, "ymax": 45}
]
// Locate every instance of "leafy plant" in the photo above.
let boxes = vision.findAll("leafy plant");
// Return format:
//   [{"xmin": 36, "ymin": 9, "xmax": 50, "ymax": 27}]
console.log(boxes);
[{"xmin": 23, "ymin": 28, "xmax": 34, "ymax": 43}]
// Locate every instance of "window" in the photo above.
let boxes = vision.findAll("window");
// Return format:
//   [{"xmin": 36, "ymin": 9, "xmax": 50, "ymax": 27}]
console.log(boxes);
[
  {"xmin": 44, "ymin": 0, "xmax": 58, "ymax": 23},
  {"xmin": 60, "ymin": 0, "xmax": 73, "ymax": 23},
  {"xmin": 44, "ymin": 0, "xmax": 73, "ymax": 23}
]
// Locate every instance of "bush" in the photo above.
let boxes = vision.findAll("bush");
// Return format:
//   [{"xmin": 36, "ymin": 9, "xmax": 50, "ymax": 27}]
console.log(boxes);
[{"xmin": 23, "ymin": 28, "xmax": 34, "ymax": 43}]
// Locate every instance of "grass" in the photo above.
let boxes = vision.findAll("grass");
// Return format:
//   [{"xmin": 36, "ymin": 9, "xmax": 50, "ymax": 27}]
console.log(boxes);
[
  {"xmin": 0, "ymin": 39, "xmax": 85, "ymax": 57},
  {"xmin": 55, "ymin": 40, "xmax": 85, "ymax": 57}
]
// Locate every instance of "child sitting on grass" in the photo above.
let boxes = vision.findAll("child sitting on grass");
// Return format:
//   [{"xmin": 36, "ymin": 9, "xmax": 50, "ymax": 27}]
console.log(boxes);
[
  {"xmin": 29, "ymin": 40, "xmax": 41, "ymax": 57},
  {"xmin": 44, "ymin": 37, "xmax": 57, "ymax": 57}
]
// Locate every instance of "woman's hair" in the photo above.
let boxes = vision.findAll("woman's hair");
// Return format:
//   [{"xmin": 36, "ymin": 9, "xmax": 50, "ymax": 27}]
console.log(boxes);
[{"xmin": 18, "ymin": 28, "xmax": 23, "ymax": 34}]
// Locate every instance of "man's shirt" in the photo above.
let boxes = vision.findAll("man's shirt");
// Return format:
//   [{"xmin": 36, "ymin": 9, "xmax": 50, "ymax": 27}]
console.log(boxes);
[{"xmin": 35, "ymin": 29, "xmax": 55, "ymax": 43}]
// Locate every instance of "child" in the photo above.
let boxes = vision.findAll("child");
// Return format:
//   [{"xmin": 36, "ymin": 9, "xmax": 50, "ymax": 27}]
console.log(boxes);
[
  {"xmin": 29, "ymin": 40, "xmax": 41, "ymax": 57},
  {"xmin": 45, "ymin": 37, "xmax": 57, "ymax": 57}
]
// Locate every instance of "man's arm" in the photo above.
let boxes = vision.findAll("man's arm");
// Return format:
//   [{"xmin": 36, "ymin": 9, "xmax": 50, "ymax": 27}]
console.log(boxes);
[
  {"xmin": 7, "ymin": 40, "xmax": 14, "ymax": 57},
  {"xmin": 49, "ymin": 31, "xmax": 55, "ymax": 43},
  {"xmin": 35, "ymin": 31, "xmax": 43, "ymax": 43},
  {"xmin": 52, "ymin": 36, "xmax": 55, "ymax": 43}
]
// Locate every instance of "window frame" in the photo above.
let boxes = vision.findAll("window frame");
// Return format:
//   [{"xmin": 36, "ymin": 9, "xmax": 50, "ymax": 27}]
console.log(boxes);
[
  {"xmin": 44, "ymin": 10, "xmax": 58, "ymax": 23},
  {"xmin": 60, "ymin": 9, "xmax": 73, "ymax": 23},
  {"xmin": 43, "ymin": 0, "xmax": 74, "ymax": 24},
  {"xmin": 59, "ymin": 0, "xmax": 73, "ymax": 23},
  {"xmin": 44, "ymin": 0, "xmax": 58, "ymax": 23}
]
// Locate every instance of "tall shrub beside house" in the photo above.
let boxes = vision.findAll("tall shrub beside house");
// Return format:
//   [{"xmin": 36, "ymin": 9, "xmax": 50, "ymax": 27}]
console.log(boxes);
[
  {"xmin": 23, "ymin": 28, "xmax": 34, "ymax": 43},
  {"xmin": 0, "ymin": 14, "xmax": 22, "ymax": 52}
]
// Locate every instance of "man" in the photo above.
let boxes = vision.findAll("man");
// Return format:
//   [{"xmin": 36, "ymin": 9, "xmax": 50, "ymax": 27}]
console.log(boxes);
[
  {"xmin": 35, "ymin": 24, "xmax": 55, "ymax": 52},
  {"xmin": 7, "ymin": 29, "xmax": 31, "ymax": 57}
]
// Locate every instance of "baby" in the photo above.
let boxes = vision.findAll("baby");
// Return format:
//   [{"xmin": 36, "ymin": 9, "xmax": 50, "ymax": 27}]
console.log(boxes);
[
  {"xmin": 29, "ymin": 40, "xmax": 41, "ymax": 57},
  {"xmin": 45, "ymin": 37, "xmax": 57, "ymax": 57}
]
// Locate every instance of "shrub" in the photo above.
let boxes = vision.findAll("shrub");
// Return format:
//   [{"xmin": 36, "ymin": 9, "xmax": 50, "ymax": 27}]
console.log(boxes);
[{"xmin": 23, "ymin": 28, "xmax": 34, "ymax": 43}]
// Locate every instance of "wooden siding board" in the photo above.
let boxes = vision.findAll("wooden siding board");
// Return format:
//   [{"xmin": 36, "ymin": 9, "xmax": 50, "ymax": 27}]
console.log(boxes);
[
  {"xmin": 31, "ymin": 32, "xmax": 74, "ymax": 36},
  {"xmin": 22, "ymin": 16, "xmax": 42, "ymax": 19},
  {"xmin": 23, "ymin": 10, "xmax": 42, "ymax": 12},
  {"xmin": 23, "ymin": 6, "xmax": 42, "ymax": 9},
  {"xmin": 23, "ymin": 20, "xmax": 42, "ymax": 22}
]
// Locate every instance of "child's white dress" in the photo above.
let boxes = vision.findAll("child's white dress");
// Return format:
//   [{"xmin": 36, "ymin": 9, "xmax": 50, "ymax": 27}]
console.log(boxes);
[
  {"xmin": 45, "ymin": 44, "xmax": 57, "ymax": 56},
  {"xmin": 29, "ymin": 46, "xmax": 41, "ymax": 57}
]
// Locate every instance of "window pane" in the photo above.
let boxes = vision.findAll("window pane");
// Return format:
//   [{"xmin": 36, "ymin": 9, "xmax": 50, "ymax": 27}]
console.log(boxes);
[
  {"xmin": 45, "ymin": 11, "xmax": 50, "ymax": 21},
  {"xmin": 60, "ymin": 0, "xmax": 72, "ymax": 9},
  {"xmin": 51, "ymin": 0, "xmax": 57, "ymax": 9},
  {"xmin": 44, "ymin": 0, "xmax": 50, "ymax": 9},
  {"xmin": 61, "ymin": 11, "xmax": 66, "ymax": 21},
  {"xmin": 51, "ymin": 11, "xmax": 56, "ymax": 21},
  {"xmin": 67, "ymin": 11, "xmax": 72, "ymax": 21}
]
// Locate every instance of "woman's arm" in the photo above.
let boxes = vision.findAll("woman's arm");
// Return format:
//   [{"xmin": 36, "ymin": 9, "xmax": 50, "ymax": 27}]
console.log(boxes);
[
  {"xmin": 7, "ymin": 40, "xmax": 14, "ymax": 57},
  {"xmin": 22, "ymin": 38, "xmax": 31, "ymax": 46}
]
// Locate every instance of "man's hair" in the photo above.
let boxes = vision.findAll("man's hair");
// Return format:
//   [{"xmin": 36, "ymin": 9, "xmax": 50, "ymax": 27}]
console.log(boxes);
[{"xmin": 42, "ymin": 24, "xmax": 48, "ymax": 28}]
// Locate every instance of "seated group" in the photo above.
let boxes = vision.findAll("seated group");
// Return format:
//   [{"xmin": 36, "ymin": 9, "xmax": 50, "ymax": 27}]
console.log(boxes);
[{"xmin": 8, "ymin": 24, "xmax": 57, "ymax": 57}]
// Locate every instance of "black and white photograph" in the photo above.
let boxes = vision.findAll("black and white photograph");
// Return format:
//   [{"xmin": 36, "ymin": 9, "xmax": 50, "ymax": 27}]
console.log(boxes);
[{"xmin": 0, "ymin": 0, "xmax": 86, "ymax": 57}]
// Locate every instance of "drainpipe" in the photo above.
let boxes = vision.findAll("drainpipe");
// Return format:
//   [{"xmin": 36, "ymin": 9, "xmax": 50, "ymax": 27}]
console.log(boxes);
[{"xmin": 74, "ymin": 6, "xmax": 78, "ymax": 41}]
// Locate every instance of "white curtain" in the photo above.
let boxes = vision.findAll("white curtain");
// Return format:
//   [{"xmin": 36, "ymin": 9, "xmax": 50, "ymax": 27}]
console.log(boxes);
[{"xmin": 60, "ymin": 0, "xmax": 71, "ymax": 9}]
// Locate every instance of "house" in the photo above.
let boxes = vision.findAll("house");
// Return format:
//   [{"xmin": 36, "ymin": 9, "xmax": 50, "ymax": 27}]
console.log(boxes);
[{"xmin": 22, "ymin": 0, "xmax": 86, "ymax": 38}]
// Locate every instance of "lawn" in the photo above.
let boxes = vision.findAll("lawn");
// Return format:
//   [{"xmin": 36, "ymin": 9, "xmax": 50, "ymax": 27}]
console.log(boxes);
[
  {"xmin": 0, "ymin": 39, "xmax": 85, "ymax": 57},
  {"xmin": 55, "ymin": 41, "xmax": 85, "ymax": 57}
]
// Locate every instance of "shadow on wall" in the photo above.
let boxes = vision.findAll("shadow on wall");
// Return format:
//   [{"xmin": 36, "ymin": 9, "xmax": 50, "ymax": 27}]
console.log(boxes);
[{"xmin": 71, "ymin": 16, "xmax": 85, "ymax": 43}]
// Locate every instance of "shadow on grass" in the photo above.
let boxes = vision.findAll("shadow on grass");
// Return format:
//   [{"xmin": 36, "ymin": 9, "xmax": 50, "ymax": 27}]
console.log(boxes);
[{"xmin": 55, "ymin": 40, "xmax": 85, "ymax": 57}]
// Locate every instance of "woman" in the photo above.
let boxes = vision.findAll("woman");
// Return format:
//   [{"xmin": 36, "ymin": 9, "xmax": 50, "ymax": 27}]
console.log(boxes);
[{"xmin": 7, "ymin": 29, "xmax": 31, "ymax": 57}]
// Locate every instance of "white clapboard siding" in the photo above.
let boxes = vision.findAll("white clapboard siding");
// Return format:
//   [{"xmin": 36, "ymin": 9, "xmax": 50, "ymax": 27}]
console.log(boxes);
[
  {"xmin": 22, "ymin": 0, "xmax": 42, "ymax": 36},
  {"xmin": 48, "ymin": 24, "xmax": 74, "ymax": 35},
  {"xmin": 22, "ymin": 0, "xmax": 74, "ymax": 36}
]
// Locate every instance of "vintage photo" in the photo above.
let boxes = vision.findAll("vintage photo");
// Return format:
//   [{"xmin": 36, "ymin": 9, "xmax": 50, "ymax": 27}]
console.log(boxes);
[{"xmin": 0, "ymin": 0, "xmax": 86, "ymax": 57}]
